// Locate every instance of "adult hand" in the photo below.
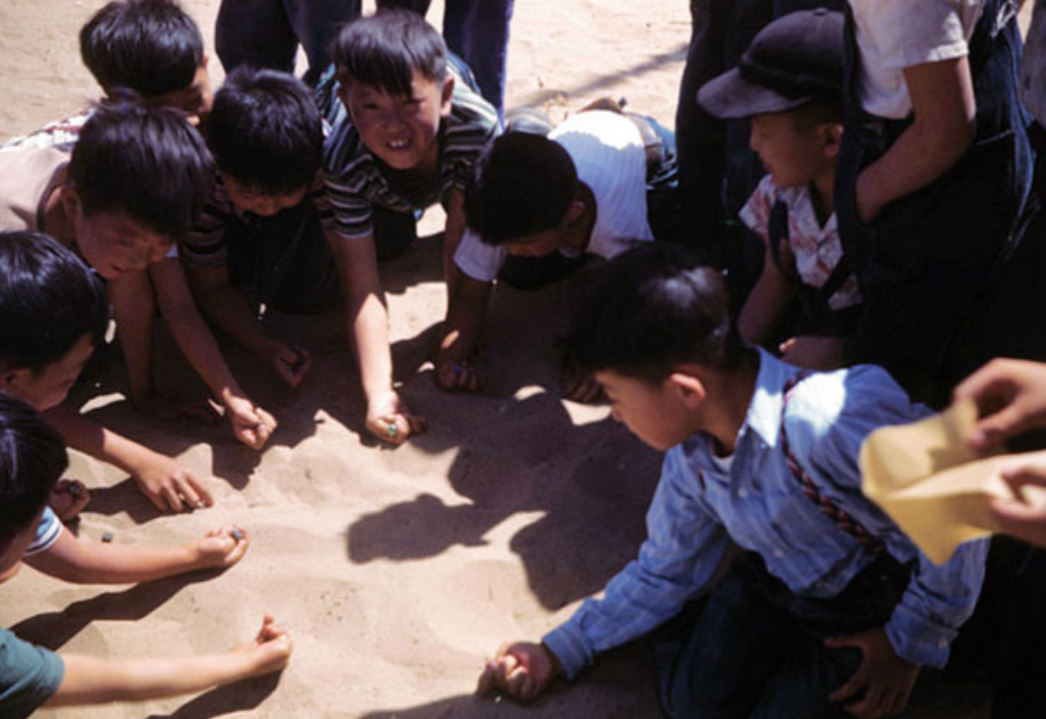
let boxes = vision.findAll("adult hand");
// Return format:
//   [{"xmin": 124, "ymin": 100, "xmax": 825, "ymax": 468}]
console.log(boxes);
[
  {"xmin": 988, "ymin": 451, "xmax": 1046, "ymax": 548},
  {"xmin": 224, "ymin": 396, "xmax": 277, "ymax": 450},
  {"xmin": 826, "ymin": 628, "xmax": 920, "ymax": 718},
  {"xmin": 132, "ymin": 453, "xmax": 215, "ymax": 512},
  {"xmin": 477, "ymin": 641, "xmax": 561, "ymax": 702},
  {"xmin": 366, "ymin": 390, "xmax": 427, "ymax": 445},
  {"xmin": 953, "ymin": 358, "xmax": 1046, "ymax": 449},
  {"xmin": 266, "ymin": 342, "xmax": 312, "ymax": 388}
]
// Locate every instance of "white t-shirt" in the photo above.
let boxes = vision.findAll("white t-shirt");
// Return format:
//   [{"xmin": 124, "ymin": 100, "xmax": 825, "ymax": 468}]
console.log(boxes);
[
  {"xmin": 849, "ymin": 0, "xmax": 988, "ymax": 119},
  {"xmin": 454, "ymin": 110, "xmax": 654, "ymax": 283}
]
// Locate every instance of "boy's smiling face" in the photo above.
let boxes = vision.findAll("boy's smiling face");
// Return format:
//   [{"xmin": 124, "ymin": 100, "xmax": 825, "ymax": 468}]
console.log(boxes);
[
  {"xmin": 595, "ymin": 369, "xmax": 703, "ymax": 452},
  {"xmin": 340, "ymin": 71, "xmax": 454, "ymax": 173}
]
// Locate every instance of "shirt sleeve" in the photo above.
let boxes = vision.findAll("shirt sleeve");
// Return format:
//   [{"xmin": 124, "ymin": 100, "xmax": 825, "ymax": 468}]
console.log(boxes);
[
  {"xmin": 859, "ymin": 0, "xmax": 971, "ymax": 72},
  {"xmin": 24, "ymin": 507, "xmax": 62, "ymax": 557},
  {"xmin": 324, "ymin": 175, "xmax": 375, "ymax": 240},
  {"xmin": 183, "ymin": 183, "xmax": 231, "ymax": 269},
  {"xmin": 453, "ymin": 227, "xmax": 507, "ymax": 283},
  {"xmin": 796, "ymin": 366, "xmax": 988, "ymax": 668},
  {"xmin": 0, "ymin": 628, "xmax": 65, "ymax": 719},
  {"xmin": 543, "ymin": 446, "xmax": 729, "ymax": 679}
]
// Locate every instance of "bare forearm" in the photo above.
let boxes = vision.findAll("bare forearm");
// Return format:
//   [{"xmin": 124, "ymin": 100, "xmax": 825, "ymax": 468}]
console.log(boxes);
[
  {"xmin": 348, "ymin": 291, "xmax": 394, "ymax": 404},
  {"xmin": 25, "ymin": 535, "xmax": 207, "ymax": 584},
  {"xmin": 48, "ymin": 651, "xmax": 258, "ymax": 705},
  {"xmin": 44, "ymin": 404, "xmax": 165, "ymax": 477},
  {"xmin": 439, "ymin": 277, "xmax": 491, "ymax": 361},
  {"xmin": 738, "ymin": 260, "xmax": 794, "ymax": 345}
]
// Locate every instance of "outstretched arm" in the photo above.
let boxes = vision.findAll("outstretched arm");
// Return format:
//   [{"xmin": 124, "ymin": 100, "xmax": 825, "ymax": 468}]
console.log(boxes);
[
  {"xmin": 327, "ymin": 230, "xmax": 427, "ymax": 444},
  {"xmin": 46, "ymin": 615, "xmax": 290, "ymax": 706},
  {"xmin": 24, "ymin": 525, "xmax": 248, "ymax": 585},
  {"xmin": 149, "ymin": 258, "xmax": 276, "ymax": 450}
]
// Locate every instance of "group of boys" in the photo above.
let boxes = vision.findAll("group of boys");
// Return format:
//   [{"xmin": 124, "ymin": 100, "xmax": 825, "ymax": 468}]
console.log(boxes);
[{"xmin": 1, "ymin": 0, "xmax": 1045, "ymax": 717}]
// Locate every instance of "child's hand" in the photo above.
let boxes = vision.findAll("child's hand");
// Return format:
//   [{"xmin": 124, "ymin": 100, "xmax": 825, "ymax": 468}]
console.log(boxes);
[
  {"xmin": 826, "ymin": 628, "xmax": 920, "ymax": 719},
  {"xmin": 191, "ymin": 525, "xmax": 250, "ymax": 569},
  {"xmin": 224, "ymin": 396, "xmax": 277, "ymax": 450},
  {"xmin": 477, "ymin": 642, "xmax": 561, "ymax": 702},
  {"xmin": 266, "ymin": 341, "xmax": 312, "ymax": 388},
  {"xmin": 560, "ymin": 367, "xmax": 604, "ymax": 404},
  {"xmin": 133, "ymin": 453, "xmax": 215, "ymax": 513},
  {"xmin": 237, "ymin": 614, "xmax": 293, "ymax": 677},
  {"xmin": 779, "ymin": 336, "xmax": 847, "ymax": 371},
  {"xmin": 953, "ymin": 358, "xmax": 1046, "ymax": 449},
  {"xmin": 49, "ymin": 479, "xmax": 91, "ymax": 522},
  {"xmin": 435, "ymin": 356, "xmax": 483, "ymax": 393},
  {"xmin": 987, "ymin": 451, "xmax": 1046, "ymax": 548},
  {"xmin": 366, "ymin": 390, "xmax": 428, "ymax": 445}
]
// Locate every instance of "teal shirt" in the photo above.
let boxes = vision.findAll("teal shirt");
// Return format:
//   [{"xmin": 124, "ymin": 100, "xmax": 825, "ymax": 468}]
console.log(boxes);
[{"xmin": 0, "ymin": 628, "xmax": 64, "ymax": 718}]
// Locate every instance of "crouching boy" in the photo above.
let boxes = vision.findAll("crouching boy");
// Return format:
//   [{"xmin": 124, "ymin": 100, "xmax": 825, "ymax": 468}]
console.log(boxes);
[
  {"xmin": 479, "ymin": 244, "xmax": 987, "ymax": 718},
  {"xmin": 0, "ymin": 394, "xmax": 290, "ymax": 718}
]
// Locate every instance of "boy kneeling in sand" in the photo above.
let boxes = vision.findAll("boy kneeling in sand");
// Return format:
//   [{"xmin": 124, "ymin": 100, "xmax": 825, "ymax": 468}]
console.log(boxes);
[
  {"xmin": 0, "ymin": 393, "xmax": 290, "ymax": 718},
  {"xmin": 438, "ymin": 110, "xmax": 655, "ymax": 400},
  {"xmin": 479, "ymin": 244, "xmax": 985, "ymax": 718}
]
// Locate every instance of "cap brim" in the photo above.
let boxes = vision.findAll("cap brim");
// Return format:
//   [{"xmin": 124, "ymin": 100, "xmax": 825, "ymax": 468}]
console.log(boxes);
[{"xmin": 697, "ymin": 68, "xmax": 812, "ymax": 119}]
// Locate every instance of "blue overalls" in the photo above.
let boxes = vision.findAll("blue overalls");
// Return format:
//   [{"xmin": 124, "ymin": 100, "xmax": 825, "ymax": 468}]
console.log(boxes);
[{"xmin": 834, "ymin": 0, "xmax": 1035, "ymax": 404}]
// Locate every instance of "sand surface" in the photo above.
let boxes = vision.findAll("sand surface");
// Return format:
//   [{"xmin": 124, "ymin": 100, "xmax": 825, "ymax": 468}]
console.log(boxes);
[{"xmin": 0, "ymin": 1, "xmax": 991, "ymax": 717}]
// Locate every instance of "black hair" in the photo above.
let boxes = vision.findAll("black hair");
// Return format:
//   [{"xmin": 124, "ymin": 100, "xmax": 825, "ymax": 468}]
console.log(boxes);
[
  {"xmin": 207, "ymin": 68, "xmax": 323, "ymax": 195},
  {"xmin": 465, "ymin": 132, "xmax": 579, "ymax": 245},
  {"xmin": 560, "ymin": 243, "xmax": 744, "ymax": 382},
  {"xmin": 0, "ymin": 394, "xmax": 68, "ymax": 546},
  {"xmin": 791, "ymin": 96, "xmax": 844, "ymax": 130},
  {"xmin": 333, "ymin": 9, "xmax": 447, "ymax": 97},
  {"xmin": 80, "ymin": 0, "xmax": 204, "ymax": 98},
  {"xmin": 69, "ymin": 101, "xmax": 214, "ymax": 239},
  {"xmin": 0, "ymin": 232, "xmax": 110, "ymax": 373}
]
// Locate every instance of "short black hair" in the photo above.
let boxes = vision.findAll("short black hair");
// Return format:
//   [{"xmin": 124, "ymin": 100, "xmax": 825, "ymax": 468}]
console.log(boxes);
[
  {"xmin": 465, "ymin": 132, "xmax": 579, "ymax": 245},
  {"xmin": 207, "ymin": 68, "xmax": 323, "ymax": 195},
  {"xmin": 333, "ymin": 9, "xmax": 447, "ymax": 97},
  {"xmin": 561, "ymin": 243, "xmax": 744, "ymax": 382},
  {"xmin": 69, "ymin": 101, "xmax": 214, "ymax": 239},
  {"xmin": 0, "ymin": 394, "xmax": 68, "ymax": 547},
  {"xmin": 80, "ymin": 0, "xmax": 205, "ymax": 98},
  {"xmin": 0, "ymin": 232, "xmax": 110, "ymax": 373}
]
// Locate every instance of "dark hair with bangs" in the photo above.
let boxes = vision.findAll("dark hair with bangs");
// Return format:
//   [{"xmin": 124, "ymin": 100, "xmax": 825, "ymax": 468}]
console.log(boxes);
[
  {"xmin": 69, "ymin": 101, "xmax": 214, "ymax": 240},
  {"xmin": 207, "ymin": 68, "xmax": 323, "ymax": 196},
  {"xmin": 0, "ymin": 232, "xmax": 110, "ymax": 374},
  {"xmin": 332, "ymin": 9, "xmax": 447, "ymax": 96},
  {"xmin": 561, "ymin": 243, "xmax": 744, "ymax": 383},
  {"xmin": 80, "ymin": 0, "xmax": 204, "ymax": 98},
  {"xmin": 0, "ymin": 395, "xmax": 68, "ymax": 547},
  {"xmin": 466, "ymin": 132, "xmax": 579, "ymax": 245}
]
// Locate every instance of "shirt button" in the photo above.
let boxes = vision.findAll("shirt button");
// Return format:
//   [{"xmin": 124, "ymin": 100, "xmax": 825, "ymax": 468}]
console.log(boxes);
[{"xmin": 738, "ymin": 488, "xmax": 749, "ymax": 499}]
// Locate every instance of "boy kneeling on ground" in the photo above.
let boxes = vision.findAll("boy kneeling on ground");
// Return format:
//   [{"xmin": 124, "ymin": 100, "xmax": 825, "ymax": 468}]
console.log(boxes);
[{"xmin": 479, "ymin": 243, "xmax": 986, "ymax": 719}]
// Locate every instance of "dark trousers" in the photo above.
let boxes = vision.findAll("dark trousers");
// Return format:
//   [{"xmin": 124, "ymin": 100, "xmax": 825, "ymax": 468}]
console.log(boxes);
[
  {"xmin": 215, "ymin": 0, "xmax": 361, "ymax": 84},
  {"xmin": 653, "ymin": 552, "xmax": 909, "ymax": 719},
  {"xmin": 378, "ymin": 0, "xmax": 514, "ymax": 116}
]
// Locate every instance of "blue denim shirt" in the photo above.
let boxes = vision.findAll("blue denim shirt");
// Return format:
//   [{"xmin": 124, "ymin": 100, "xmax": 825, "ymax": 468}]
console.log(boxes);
[{"xmin": 544, "ymin": 350, "xmax": 988, "ymax": 677}]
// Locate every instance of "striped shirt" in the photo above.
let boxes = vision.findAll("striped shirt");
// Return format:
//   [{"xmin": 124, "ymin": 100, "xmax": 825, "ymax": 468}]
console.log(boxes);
[
  {"xmin": 543, "ymin": 350, "xmax": 987, "ymax": 676},
  {"xmin": 183, "ymin": 172, "xmax": 334, "ymax": 269},
  {"xmin": 319, "ymin": 64, "xmax": 499, "ymax": 241},
  {"xmin": 0, "ymin": 110, "xmax": 90, "ymax": 154}
]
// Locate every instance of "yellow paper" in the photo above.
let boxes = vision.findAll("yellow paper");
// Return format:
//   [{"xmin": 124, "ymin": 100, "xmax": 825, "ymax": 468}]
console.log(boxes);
[{"xmin": 860, "ymin": 401, "xmax": 1046, "ymax": 564}]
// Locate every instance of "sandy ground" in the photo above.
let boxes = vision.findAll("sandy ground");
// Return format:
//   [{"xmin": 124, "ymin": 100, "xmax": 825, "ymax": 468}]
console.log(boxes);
[{"xmin": 0, "ymin": 1, "xmax": 997, "ymax": 717}]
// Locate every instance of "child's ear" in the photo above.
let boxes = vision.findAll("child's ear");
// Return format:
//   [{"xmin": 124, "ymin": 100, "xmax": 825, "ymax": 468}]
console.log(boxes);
[
  {"xmin": 440, "ymin": 74, "xmax": 455, "ymax": 117},
  {"xmin": 59, "ymin": 184, "xmax": 81, "ymax": 222},
  {"xmin": 668, "ymin": 372, "xmax": 706, "ymax": 408},
  {"xmin": 565, "ymin": 199, "xmax": 586, "ymax": 224},
  {"xmin": 0, "ymin": 366, "xmax": 28, "ymax": 396},
  {"xmin": 821, "ymin": 122, "xmax": 844, "ymax": 161}
]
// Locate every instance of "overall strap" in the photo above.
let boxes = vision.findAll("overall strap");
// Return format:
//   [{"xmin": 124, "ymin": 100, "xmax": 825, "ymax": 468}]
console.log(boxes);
[{"xmin": 779, "ymin": 371, "xmax": 885, "ymax": 554}]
